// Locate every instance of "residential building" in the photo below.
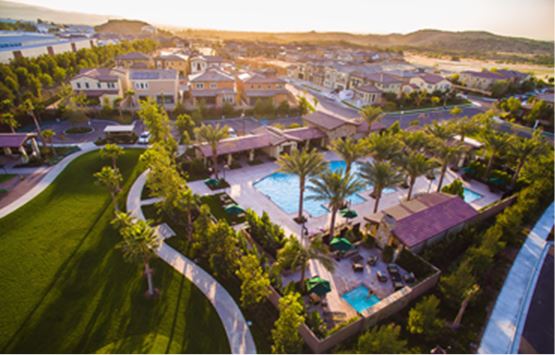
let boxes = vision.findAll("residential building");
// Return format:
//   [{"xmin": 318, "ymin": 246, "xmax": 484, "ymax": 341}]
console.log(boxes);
[
  {"xmin": 409, "ymin": 73, "xmax": 452, "ymax": 93},
  {"xmin": 363, "ymin": 72, "xmax": 404, "ymax": 96},
  {"xmin": 302, "ymin": 111, "xmax": 360, "ymax": 143},
  {"xmin": 190, "ymin": 55, "xmax": 225, "ymax": 74},
  {"xmin": 189, "ymin": 68, "xmax": 238, "ymax": 107},
  {"xmin": 352, "ymin": 84, "xmax": 382, "ymax": 107},
  {"xmin": 365, "ymin": 192, "xmax": 478, "ymax": 253},
  {"xmin": 129, "ymin": 69, "xmax": 179, "ymax": 106},
  {"xmin": 458, "ymin": 70, "xmax": 502, "ymax": 91},
  {"xmin": 115, "ymin": 52, "xmax": 154, "ymax": 69},
  {"xmin": 238, "ymin": 73, "xmax": 289, "ymax": 106},
  {"xmin": 70, "ymin": 68, "xmax": 127, "ymax": 104},
  {"xmin": 154, "ymin": 53, "xmax": 189, "ymax": 75}
]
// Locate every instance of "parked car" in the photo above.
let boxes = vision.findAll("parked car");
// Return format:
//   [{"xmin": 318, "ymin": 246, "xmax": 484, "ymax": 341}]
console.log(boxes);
[
  {"xmin": 377, "ymin": 271, "xmax": 388, "ymax": 283},
  {"xmin": 138, "ymin": 131, "xmax": 150, "ymax": 144}
]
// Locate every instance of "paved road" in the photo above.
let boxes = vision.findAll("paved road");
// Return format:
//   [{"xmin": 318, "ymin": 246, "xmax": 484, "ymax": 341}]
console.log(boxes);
[{"xmin": 519, "ymin": 246, "xmax": 554, "ymax": 354}]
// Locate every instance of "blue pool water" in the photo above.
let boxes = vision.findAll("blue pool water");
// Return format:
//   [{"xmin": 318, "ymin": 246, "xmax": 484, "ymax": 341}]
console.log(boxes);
[
  {"xmin": 341, "ymin": 285, "xmax": 381, "ymax": 313},
  {"xmin": 463, "ymin": 187, "xmax": 483, "ymax": 203},
  {"xmin": 254, "ymin": 160, "xmax": 394, "ymax": 217}
]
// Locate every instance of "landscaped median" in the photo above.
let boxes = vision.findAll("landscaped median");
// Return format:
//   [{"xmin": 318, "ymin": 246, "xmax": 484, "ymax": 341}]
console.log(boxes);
[{"xmin": 0, "ymin": 149, "xmax": 229, "ymax": 353}]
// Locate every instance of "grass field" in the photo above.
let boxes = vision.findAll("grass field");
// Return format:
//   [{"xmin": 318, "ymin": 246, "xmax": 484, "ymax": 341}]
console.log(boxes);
[{"xmin": 0, "ymin": 150, "xmax": 229, "ymax": 353}]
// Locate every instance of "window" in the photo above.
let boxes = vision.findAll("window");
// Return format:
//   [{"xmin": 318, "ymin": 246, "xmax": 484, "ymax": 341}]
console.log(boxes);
[
  {"xmin": 85, "ymin": 82, "xmax": 89, "ymax": 89},
  {"xmin": 135, "ymin": 82, "xmax": 148, "ymax": 90},
  {"xmin": 97, "ymin": 83, "xmax": 101, "ymax": 89},
  {"xmin": 210, "ymin": 83, "xmax": 217, "ymax": 89},
  {"xmin": 76, "ymin": 82, "xmax": 81, "ymax": 89},
  {"xmin": 195, "ymin": 83, "xmax": 204, "ymax": 89}
]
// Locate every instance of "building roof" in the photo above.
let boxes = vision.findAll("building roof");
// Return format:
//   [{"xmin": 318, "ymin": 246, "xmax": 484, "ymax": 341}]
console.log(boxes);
[
  {"xmin": 461, "ymin": 70, "xmax": 503, "ymax": 80},
  {"xmin": 364, "ymin": 72, "xmax": 404, "ymax": 84},
  {"xmin": 0, "ymin": 133, "xmax": 37, "ymax": 148},
  {"xmin": 191, "ymin": 55, "xmax": 224, "ymax": 63},
  {"xmin": 282, "ymin": 126, "xmax": 325, "ymax": 140},
  {"xmin": 495, "ymin": 69, "xmax": 529, "ymax": 81},
  {"xmin": 104, "ymin": 123, "xmax": 136, "ymax": 134},
  {"xmin": 355, "ymin": 84, "xmax": 382, "ymax": 94},
  {"xmin": 244, "ymin": 89, "xmax": 288, "ymax": 97},
  {"xmin": 189, "ymin": 68, "xmax": 235, "ymax": 82},
  {"xmin": 129, "ymin": 69, "xmax": 178, "ymax": 80},
  {"xmin": 242, "ymin": 74, "xmax": 285, "ymax": 84},
  {"xmin": 116, "ymin": 51, "xmax": 151, "ymax": 61},
  {"xmin": 73, "ymin": 68, "xmax": 124, "ymax": 82},
  {"xmin": 303, "ymin": 111, "xmax": 359, "ymax": 131},
  {"xmin": 191, "ymin": 88, "xmax": 236, "ymax": 97},
  {"xmin": 536, "ymin": 92, "xmax": 555, "ymax": 104},
  {"xmin": 416, "ymin": 73, "xmax": 448, "ymax": 84},
  {"xmin": 197, "ymin": 134, "xmax": 271, "ymax": 157},
  {"xmin": 156, "ymin": 53, "xmax": 188, "ymax": 62}
]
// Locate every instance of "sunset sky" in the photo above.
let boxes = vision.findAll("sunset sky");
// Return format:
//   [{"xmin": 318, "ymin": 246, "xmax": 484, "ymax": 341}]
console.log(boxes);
[{"xmin": 10, "ymin": 0, "xmax": 555, "ymax": 40}]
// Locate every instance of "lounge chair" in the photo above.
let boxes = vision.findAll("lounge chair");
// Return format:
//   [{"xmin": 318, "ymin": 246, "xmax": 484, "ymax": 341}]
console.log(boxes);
[
  {"xmin": 352, "ymin": 262, "xmax": 364, "ymax": 272},
  {"xmin": 367, "ymin": 256, "xmax": 378, "ymax": 266},
  {"xmin": 309, "ymin": 293, "xmax": 321, "ymax": 304}
]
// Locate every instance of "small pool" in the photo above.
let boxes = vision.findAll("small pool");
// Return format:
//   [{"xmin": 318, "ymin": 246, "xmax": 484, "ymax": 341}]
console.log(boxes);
[
  {"xmin": 463, "ymin": 187, "xmax": 483, "ymax": 203},
  {"xmin": 254, "ymin": 160, "xmax": 393, "ymax": 217},
  {"xmin": 341, "ymin": 285, "xmax": 381, "ymax": 313}
]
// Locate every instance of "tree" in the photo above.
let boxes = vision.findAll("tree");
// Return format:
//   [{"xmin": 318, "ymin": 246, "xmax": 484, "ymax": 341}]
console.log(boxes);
[
  {"xmin": 450, "ymin": 106, "xmax": 462, "ymax": 116},
  {"xmin": 365, "ymin": 132, "xmax": 403, "ymax": 162},
  {"xmin": 330, "ymin": 137, "xmax": 366, "ymax": 175},
  {"xmin": 276, "ymin": 236, "xmax": 334, "ymax": 290},
  {"xmin": 41, "ymin": 129, "xmax": 57, "ymax": 157},
  {"xmin": 307, "ymin": 169, "xmax": 365, "ymax": 237},
  {"xmin": 222, "ymin": 101, "xmax": 234, "ymax": 117},
  {"xmin": 453, "ymin": 116, "xmax": 481, "ymax": 142},
  {"xmin": 426, "ymin": 120, "xmax": 455, "ymax": 141},
  {"xmin": 297, "ymin": 95, "xmax": 315, "ymax": 116},
  {"xmin": 481, "ymin": 131, "xmax": 512, "ymax": 178},
  {"xmin": 137, "ymin": 98, "xmax": 174, "ymax": 147},
  {"xmin": 235, "ymin": 253, "xmax": 271, "ymax": 309},
  {"xmin": 400, "ymin": 152, "xmax": 436, "ymax": 200},
  {"xmin": 407, "ymin": 295, "xmax": 444, "ymax": 338},
  {"xmin": 175, "ymin": 113, "xmax": 195, "ymax": 142},
  {"xmin": 524, "ymin": 99, "xmax": 553, "ymax": 124},
  {"xmin": 63, "ymin": 92, "xmax": 88, "ymax": 124},
  {"xmin": 122, "ymin": 89, "xmax": 135, "ymax": 110},
  {"xmin": 439, "ymin": 261, "xmax": 477, "ymax": 307},
  {"xmin": 360, "ymin": 105, "xmax": 383, "ymax": 132},
  {"xmin": 398, "ymin": 130, "xmax": 431, "ymax": 154},
  {"xmin": 94, "ymin": 166, "xmax": 123, "ymax": 211},
  {"xmin": 271, "ymin": 292, "xmax": 305, "ymax": 354},
  {"xmin": 276, "ymin": 100, "xmax": 290, "ymax": 116},
  {"xmin": 500, "ymin": 96, "xmax": 521, "ymax": 117},
  {"xmin": 277, "ymin": 148, "xmax": 326, "ymax": 222},
  {"xmin": 20, "ymin": 99, "xmax": 43, "ymax": 142},
  {"xmin": 101, "ymin": 143, "xmax": 124, "ymax": 170},
  {"xmin": 0, "ymin": 112, "xmax": 19, "ymax": 133},
  {"xmin": 359, "ymin": 160, "xmax": 404, "ymax": 213},
  {"xmin": 205, "ymin": 220, "xmax": 240, "ymax": 277},
  {"xmin": 194, "ymin": 124, "xmax": 229, "ymax": 180},
  {"xmin": 112, "ymin": 212, "xmax": 160, "ymax": 297},
  {"xmin": 356, "ymin": 323, "xmax": 409, "ymax": 354},
  {"xmin": 442, "ymin": 179, "xmax": 464, "ymax": 199},
  {"xmin": 452, "ymin": 284, "xmax": 480, "ymax": 330},
  {"xmin": 509, "ymin": 131, "xmax": 545, "ymax": 186},
  {"xmin": 433, "ymin": 141, "xmax": 464, "ymax": 191},
  {"xmin": 174, "ymin": 186, "xmax": 198, "ymax": 241}
]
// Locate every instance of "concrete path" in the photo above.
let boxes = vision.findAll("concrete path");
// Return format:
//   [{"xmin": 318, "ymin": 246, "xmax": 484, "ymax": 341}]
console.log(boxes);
[
  {"xmin": 127, "ymin": 170, "xmax": 257, "ymax": 354},
  {"xmin": 479, "ymin": 202, "xmax": 555, "ymax": 354}
]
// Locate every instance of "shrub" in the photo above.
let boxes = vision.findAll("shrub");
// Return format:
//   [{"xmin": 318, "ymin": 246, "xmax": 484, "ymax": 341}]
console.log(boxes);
[
  {"xmin": 245, "ymin": 209, "xmax": 285, "ymax": 256},
  {"xmin": 442, "ymin": 179, "xmax": 464, "ymax": 199},
  {"xmin": 396, "ymin": 249, "xmax": 436, "ymax": 280}
]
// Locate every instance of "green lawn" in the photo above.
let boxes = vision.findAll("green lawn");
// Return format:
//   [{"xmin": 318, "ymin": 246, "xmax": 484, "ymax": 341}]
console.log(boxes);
[
  {"xmin": 0, "ymin": 174, "xmax": 15, "ymax": 184},
  {"xmin": 0, "ymin": 150, "xmax": 229, "ymax": 353}
]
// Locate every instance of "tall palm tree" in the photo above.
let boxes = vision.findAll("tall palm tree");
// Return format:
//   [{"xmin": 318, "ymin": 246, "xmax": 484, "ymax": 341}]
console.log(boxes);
[
  {"xmin": 399, "ymin": 130, "xmax": 432, "ymax": 154},
  {"xmin": 276, "ymin": 236, "xmax": 334, "ymax": 290},
  {"xmin": 452, "ymin": 116, "xmax": 481, "ymax": 143},
  {"xmin": 452, "ymin": 284, "xmax": 480, "ymax": 330},
  {"xmin": 330, "ymin": 137, "xmax": 366, "ymax": 175},
  {"xmin": 426, "ymin": 120, "xmax": 455, "ymax": 142},
  {"xmin": 509, "ymin": 130, "xmax": 545, "ymax": 186},
  {"xmin": 360, "ymin": 106, "xmax": 384, "ymax": 132},
  {"xmin": 42, "ymin": 129, "xmax": 57, "ymax": 157},
  {"xmin": 194, "ymin": 124, "xmax": 229, "ymax": 179},
  {"xmin": 21, "ymin": 99, "xmax": 43, "ymax": 142},
  {"xmin": 481, "ymin": 131, "xmax": 512, "ymax": 178},
  {"xmin": 101, "ymin": 143, "xmax": 124, "ymax": 170},
  {"xmin": 0, "ymin": 112, "xmax": 19, "ymax": 133},
  {"xmin": 277, "ymin": 148, "xmax": 326, "ymax": 222},
  {"xmin": 307, "ymin": 169, "xmax": 365, "ymax": 238},
  {"xmin": 365, "ymin": 132, "xmax": 403, "ymax": 162},
  {"xmin": 433, "ymin": 141, "xmax": 465, "ymax": 192},
  {"xmin": 94, "ymin": 166, "xmax": 123, "ymax": 211},
  {"xmin": 401, "ymin": 152, "xmax": 436, "ymax": 200},
  {"xmin": 175, "ymin": 186, "xmax": 199, "ymax": 241},
  {"xmin": 113, "ymin": 212, "xmax": 160, "ymax": 297},
  {"xmin": 359, "ymin": 161, "xmax": 404, "ymax": 213}
]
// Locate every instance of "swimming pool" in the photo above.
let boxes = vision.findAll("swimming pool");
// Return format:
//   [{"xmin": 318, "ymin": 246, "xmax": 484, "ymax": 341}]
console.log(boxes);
[
  {"xmin": 463, "ymin": 187, "xmax": 483, "ymax": 203},
  {"xmin": 341, "ymin": 285, "xmax": 381, "ymax": 313},
  {"xmin": 254, "ymin": 160, "xmax": 393, "ymax": 217}
]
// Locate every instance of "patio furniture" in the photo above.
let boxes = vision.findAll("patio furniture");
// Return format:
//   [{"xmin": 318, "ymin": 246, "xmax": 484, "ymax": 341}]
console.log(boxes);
[
  {"xmin": 309, "ymin": 292, "xmax": 321, "ymax": 304},
  {"xmin": 377, "ymin": 271, "xmax": 388, "ymax": 283},
  {"xmin": 404, "ymin": 272, "xmax": 416, "ymax": 284},
  {"xmin": 367, "ymin": 256, "xmax": 378, "ymax": 266},
  {"xmin": 306, "ymin": 276, "xmax": 332, "ymax": 297},
  {"xmin": 330, "ymin": 237, "xmax": 352, "ymax": 252},
  {"xmin": 352, "ymin": 262, "xmax": 364, "ymax": 272},
  {"xmin": 340, "ymin": 208, "xmax": 358, "ymax": 220},
  {"xmin": 393, "ymin": 280, "xmax": 404, "ymax": 291},
  {"xmin": 224, "ymin": 204, "xmax": 245, "ymax": 215},
  {"xmin": 387, "ymin": 263, "xmax": 400, "ymax": 275},
  {"xmin": 351, "ymin": 254, "xmax": 363, "ymax": 263}
]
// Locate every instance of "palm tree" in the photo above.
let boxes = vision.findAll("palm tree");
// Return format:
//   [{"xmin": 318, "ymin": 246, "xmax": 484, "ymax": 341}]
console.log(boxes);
[
  {"xmin": 450, "ymin": 106, "xmax": 462, "ymax": 116},
  {"xmin": 101, "ymin": 143, "xmax": 124, "ymax": 170},
  {"xmin": 42, "ymin": 129, "xmax": 57, "ymax": 157},
  {"xmin": 123, "ymin": 89, "xmax": 136, "ymax": 110},
  {"xmin": 509, "ymin": 130, "xmax": 545, "ymax": 186},
  {"xmin": 360, "ymin": 106, "xmax": 383, "ymax": 132},
  {"xmin": 452, "ymin": 116, "xmax": 480, "ymax": 143},
  {"xmin": 365, "ymin": 132, "xmax": 403, "ymax": 162},
  {"xmin": 433, "ymin": 141, "xmax": 465, "ymax": 191},
  {"xmin": 330, "ymin": 138, "xmax": 366, "ymax": 175},
  {"xmin": 21, "ymin": 99, "xmax": 43, "ymax": 142},
  {"xmin": 359, "ymin": 161, "xmax": 404, "ymax": 213},
  {"xmin": 94, "ymin": 166, "xmax": 123, "ymax": 211},
  {"xmin": 194, "ymin": 124, "xmax": 229, "ymax": 179},
  {"xmin": 452, "ymin": 284, "xmax": 480, "ymax": 330},
  {"xmin": 481, "ymin": 131, "xmax": 512, "ymax": 178},
  {"xmin": 276, "ymin": 236, "xmax": 334, "ymax": 290},
  {"xmin": 277, "ymin": 148, "xmax": 326, "ymax": 222},
  {"xmin": 307, "ymin": 169, "xmax": 365, "ymax": 238},
  {"xmin": 426, "ymin": 121, "xmax": 455, "ymax": 141},
  {"xmin": 0, "ymin": 112, "xmax": 19, "ymax": 133},
  {"xmin": 401, "ymin": 152, "xmax": 436, "ymax": 200},
  {"xmin": 113, "ymin": 212, "xmax": 160, "ymax": 297},
  {"xmin": 297, "ymin": 95, "xmax": 315, "ymax": 116},
  {"xmin": 399, "ymin": 130, "xmax": 432, "ymax": 154},
  {"xmin": 175, "ymin": 186, "xmax": 199, "ymax": 241}
]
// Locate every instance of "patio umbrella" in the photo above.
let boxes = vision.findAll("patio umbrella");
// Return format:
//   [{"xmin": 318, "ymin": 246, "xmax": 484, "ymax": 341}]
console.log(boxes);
[
  {"xmin": 330, "ymin": 237, "xmax": 352, "ymax": 252},
  {"xmin": 305, "ymin": 276, "xmax": 331, "ymax": 297},
  {"xmin": 488, "ymin": 177, "xmax": 504, "ymax": 186},
  {"xmin": 224, "ymin": 204, "xmax": 245, "ymax": 215},
  {"xmin": 461, "ymin": 167, "xmax": 476, "ymax": 175},
  {"xmin": 204, "ymin": 178, "xmax": 219, "ymax": 186},
  {"xmin": 340, "ymin": 208, "xmax": 358, "ymax": 219}
]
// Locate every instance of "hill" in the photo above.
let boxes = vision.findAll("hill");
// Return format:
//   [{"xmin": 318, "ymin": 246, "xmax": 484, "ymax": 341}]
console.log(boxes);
[
  {"xmin": 0, "ymin": 0, "xmax": 112, "ymax": 25},
  {"xmin": 94, "ymin": 19, "xmax": 152, "ymax": 35}
]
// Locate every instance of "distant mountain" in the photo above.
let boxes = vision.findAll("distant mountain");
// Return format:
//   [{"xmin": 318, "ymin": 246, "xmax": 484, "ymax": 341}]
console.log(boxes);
[
  {"xmin": 95, "ymin": 19, "xmax": 151, "ymax": 35},
  {"xmin": 0, "ymin": 0, "xmax": 112, "ymax": 25}
]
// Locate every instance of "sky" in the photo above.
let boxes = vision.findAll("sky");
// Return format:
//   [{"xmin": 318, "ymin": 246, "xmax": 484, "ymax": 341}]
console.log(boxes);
[{"xmin": 10, "ymin": 0, "xmax": 555, "ymax": 40}]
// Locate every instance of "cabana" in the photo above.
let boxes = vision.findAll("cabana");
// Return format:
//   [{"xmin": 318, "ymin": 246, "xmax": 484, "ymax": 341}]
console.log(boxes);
[{"xmin": 0, "ymin": 133, "xmax": 41, "ymax": 163}]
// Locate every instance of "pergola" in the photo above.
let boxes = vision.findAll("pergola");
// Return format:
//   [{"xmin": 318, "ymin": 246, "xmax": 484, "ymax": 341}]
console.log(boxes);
[{"xmin": 0, "ymin": 133, "xmax": 41, "ymax": 163}]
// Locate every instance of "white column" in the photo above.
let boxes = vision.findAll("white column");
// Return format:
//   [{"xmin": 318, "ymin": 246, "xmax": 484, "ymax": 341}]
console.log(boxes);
[
  {"xmin": 227, "ymin": 154, "xmax": 233, "ymax": 165},
  {"xmin": 19, "ymin": 146, "xmax": 29, "ymax": 163},
  {"xmin": 249, "ymin": 149, "xmax": 254, "ymax": 162},
  {"xmin": 30, "ymin": 138, "xmax": 41, "ymax": 158}
]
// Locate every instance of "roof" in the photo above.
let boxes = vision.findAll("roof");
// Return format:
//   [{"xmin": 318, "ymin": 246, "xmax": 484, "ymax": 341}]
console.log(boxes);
[
  {"xmin": 72, "ymin": 68, "xmax": 124, "ymax": 82},
  {"xmin": 536, "ymin": 92, "xmax": 555, "ymax": 104},
  {"xmin": 243, "ymin": 74, "xmax": 285, "ymax": 84},
  {"xmin": 461, "ymin": 70, "xmax": 503, "ymax": 80},
  {"xmin": 302, "ymin": 111, "xmax": 359, "ymax": 131},
  {"xmin": 416, "ymin": 73, "xmax": 448, "ymax": 84},
  {"xmin": 364, "ymin": 72, "xmax": 404, "ymax": 84},
  {"xmin": 368, "ymin": 192, "xmax": 478, "ymax": 248},
  {"xmin": 282, "ymin": 126, "xmax": 325, "ymax": 140},
  {"xmin": 129, "ymin": 69, "xmax": 178, "ymax": 80},
  {"xmin": 189, "ymin": 68, "xmax": 235, "ymax": 82},
  {"xmin": 197, "ymin": 134, "xmax": 271, "ymax": 157},
  {"xmin": 0, "ymin": 133, "xmax": 37, "ymax": 148},
  {"xmin": 244, "ymin": 89, "xmax": 288, "ymax": 97},
  {"xmin": 156, "ymin": 53, "xmax": 188, "ymax": 62},
  {"xmin": 116, "ymin": 52, "xmax": 151, "ymax": 61},
  {"xmin": 191, "ymin": 88, "xmax": 236, "ymax": 97},
  {"xmin": 191, "ymin": 55, "xmax": 224, "ymax": 63},
  {"xmin": 354, "ymin": 84, "xmax": 382, "ymax": 94},
  {"xmin": 495, "ymin": 69, "xmax": 529, "ymax": 80},
  {"xmin": 104, "ymin": 123, "xmax": 136, "ymax": 133}
]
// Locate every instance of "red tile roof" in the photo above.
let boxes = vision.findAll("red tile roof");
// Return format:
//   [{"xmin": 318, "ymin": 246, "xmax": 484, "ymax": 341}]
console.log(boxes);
[
  {"xmin": 283, "ymin": 127, "xmax": 325, "ymax": 140},
  {"xmin": 0, "ymin": 133, "xmax": 37, "ymax": 148},
  {"xmin": 417, "ymin": 73, "xmax": 447, "ymax": 84},
  {"xmin": 303, "ymin": 111, "xmax": 359, "ymax": 130}
]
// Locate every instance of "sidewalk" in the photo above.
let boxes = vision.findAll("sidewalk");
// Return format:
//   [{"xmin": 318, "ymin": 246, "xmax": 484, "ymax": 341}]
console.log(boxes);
[
  {"xmin": 478, "ymin": 202, "xmax": 554, "ymax": 354},
  {"xmin": 126, "ymin": 170, "xmax": 257, "ymax": 354}
]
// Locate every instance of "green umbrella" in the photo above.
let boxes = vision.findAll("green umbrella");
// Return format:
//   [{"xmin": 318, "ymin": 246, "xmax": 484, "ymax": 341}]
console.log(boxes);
[
  {"xmin": 330, "ymin": 237, "xmax": 352, "ymax": 251},
  {"xmin": 204, "ymin": 178, "xmax": 219, "ymax": 186},
  {"xmin": 462, "ymin": 167, "xmax": 476, "ymax": 175},
  {"xmin": 305, "ymin": 276, "xmax": 331, "ymax": 297},
  {"xmin": 340, "ymin": 209, "xmax": 358, "ymax": 219},
  {"xmin": 488, "ymin": 177, "xmax": 504, "ymax": 186},
  {"xmin": 224, "ymin": 204, "xmax": 245, "ymax": 215}
]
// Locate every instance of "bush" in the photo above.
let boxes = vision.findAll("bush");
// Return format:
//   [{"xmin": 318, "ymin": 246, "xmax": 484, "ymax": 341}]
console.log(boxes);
[
  {"xmin": 245, "ymin": 209, "xmax": 285, "ymax": 256},
  {"xmin": 306, "ymin": 311, "xmax": 326, "ymax": 338},
  {"xmin": 442, "ymin": 179, "xmax": 464, "ymax": 199},
  {"xmin": 179, "ymin": 158, "xmax": 210, "ymax": 181},
  {"xmin": 396, "ymin": 249, "xmax": 436, "ymax": 280}
]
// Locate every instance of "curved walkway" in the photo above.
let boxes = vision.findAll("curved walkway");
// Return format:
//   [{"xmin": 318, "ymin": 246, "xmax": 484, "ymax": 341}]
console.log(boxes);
[
  {"xmin": 479, "ymin": 202, "xmax": 554, "ymax": 354},
  {"xmin": 126, "ymin": 170, "xmax": 257, "ymax": 354}
]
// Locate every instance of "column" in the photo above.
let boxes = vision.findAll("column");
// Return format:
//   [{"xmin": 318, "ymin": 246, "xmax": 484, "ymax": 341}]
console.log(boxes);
[
  {"xmin": 227, "ymin": 154, "xmax": 233, "ymax": 165},
  {"xmin": 19, "ymin": 146, "xmax": 29, "ymax": 163},
  {"xmin": 3, "ymin": 147, "xmax": 12, "ymax": 155},
  {"xmin": 249, "ymin": 149, "xmax": 255, "ymax": 162},
  {"xmin": 30, "ymin": 138, "xmax": 41, "ymax": 158}
]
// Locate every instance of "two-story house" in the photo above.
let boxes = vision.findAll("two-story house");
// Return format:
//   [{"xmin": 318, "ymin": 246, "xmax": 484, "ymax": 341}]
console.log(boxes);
[
  {"xmin": 154, "ymin": 53, "xmax": 189, "ymax": 75},
  {"xmin": 363, "ymin": 72, "xmax": 404, "ymax": 97},
  {"xmin": 409, "ymin": 73, "xmax": 452, "ymax": 93},
  {"xmin": 70, "ymin": 68, "xmax": 127, "ymax": 104},
  {"xmin": 189, "ymin": 55, "xmax": 225, "ymax": 74},
  {"xmin": 189, "ymin": 68, "xmax": 238, "ymax": 107},
  {"xmin": 115, "ymin": 52, "xmax": 154, "ymax": 69},
  {"xmin": 129, "ymin": 69, "xmax": 179, "ymax": 107},
  {"xmin": 238, "ymin": 73, "xmax": 289, "ymax": 106}
]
